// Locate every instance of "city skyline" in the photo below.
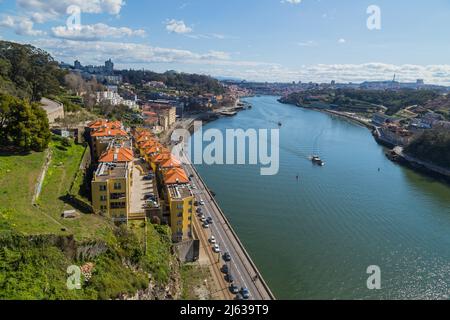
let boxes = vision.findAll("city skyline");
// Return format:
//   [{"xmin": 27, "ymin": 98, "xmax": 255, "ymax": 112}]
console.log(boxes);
[{"xmin": 1, "ymin": 0, "xmax": 450, "ymax": 84}]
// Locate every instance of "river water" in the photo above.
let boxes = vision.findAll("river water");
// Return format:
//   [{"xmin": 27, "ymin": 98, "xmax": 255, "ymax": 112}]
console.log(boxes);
[{"xmin": 189, "ymin": 95, "xmax": 450, "ymax": 300}]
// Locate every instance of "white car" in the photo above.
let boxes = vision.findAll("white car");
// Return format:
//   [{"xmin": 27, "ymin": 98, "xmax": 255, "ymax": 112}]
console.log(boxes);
[
  {"xmin": 200, "ymin": 200, "xmax": 205, "ymax": 206},
  {"xmin": 213, "ymin": 244, "xmax": 221, "ymax": 253},
  {"xmin": 200, "ymin": 217, "xmax": 206, "ymax": 223},
  {"xmin": 209, "ymin": 236, "xmax": 216, "ymax": 244}
]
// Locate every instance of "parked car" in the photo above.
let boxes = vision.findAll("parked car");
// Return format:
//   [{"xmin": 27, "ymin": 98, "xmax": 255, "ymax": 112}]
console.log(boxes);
[
  {"xmin": 199, "ymin": 200, "xmax": 205, "ymax": 206},
  {"xmin": 240, "ymin": 288, "xmax": 250, "ymax": 299},
  {"xmin": 213, "ymin": 244, "xmax": 221, "ymax": 253},
  {"xmin": 200, "ymin": 217, "xmax": 206, "ymax": 223},
  {"xmin": 196, "ymin": 208, "xmax": 202, "ymax": 214},
  {"xmin": 209, "ymin": 236, "xmax": 216, "ymax": 244},
  {"xmin": 229, "ymin": 284, "xmax": 239, "ymax": 294},
  {"xmin": 223, "ymin": 252, "xmax": 231, "ymax": 262},
  {"xmin": 221, "ymin": 264, "xmax": 229, "ymax": 274},
  {"xmin": 206, "ymin": 217, "xmax": 213, "ymax": 224},
  {"xmin": 202, "ymin": 222, "xmax": 210, "ymax": 229},
  {"xmin": 225, "ymin": 273, "xmax": 234, "ymax": 283}
]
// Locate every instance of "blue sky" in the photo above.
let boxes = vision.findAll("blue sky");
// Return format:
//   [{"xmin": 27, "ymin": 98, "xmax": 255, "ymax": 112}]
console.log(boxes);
[{"xmin": 1, "ymin": 0, "xmax": 450, "ymax": 84}]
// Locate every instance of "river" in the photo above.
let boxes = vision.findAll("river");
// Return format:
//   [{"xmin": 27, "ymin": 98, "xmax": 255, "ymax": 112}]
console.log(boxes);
[{"xmin": 189, "ymin": 95, "xmax": 450, "ymax": 300}]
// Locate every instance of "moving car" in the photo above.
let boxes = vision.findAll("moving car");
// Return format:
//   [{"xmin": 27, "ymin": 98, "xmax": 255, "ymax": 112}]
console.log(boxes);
[
  {"xmin": 213, "ymin": 244, "xmax": 221, "ymax": 253},
  {"xmin": 240, "ymin": 287, "xmax": 250, "ymax": 300},
  {"xmin": 229, "ymin": 284, "xmax": 239, "ymax": 294}
]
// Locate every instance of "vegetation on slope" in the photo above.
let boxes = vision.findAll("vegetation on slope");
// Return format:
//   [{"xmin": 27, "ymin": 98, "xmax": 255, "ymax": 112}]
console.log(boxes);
[
  {"xmin": 119, "ymin": 70, "xmax": 225, "ymax": 95},
  {"xmin": 0, "ymin": 41, "xmax": 66, "ymax": 101},
  {"xmin": 281, "ymin": 89, "xmax": 441, "ymax": 115},
  {"xmin": 0, "ymin": 93, "xmax": 51, "ymax": 152},
  {"xmin": 404, "ymin": 130, "xmax": 450, "ymax": 169},
  {"xmin": 0, "ymin": 225, "xmax": 175, "ymax": 300}
]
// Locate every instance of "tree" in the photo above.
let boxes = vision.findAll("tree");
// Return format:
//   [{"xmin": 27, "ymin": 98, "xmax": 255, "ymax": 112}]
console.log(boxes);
[
  {"xmin": 0, "ymin": 41, "xmax": 66, "ymax": 101},
  {"xmin": 0, "ymin": 93, "xmax": 51, "ymax": 152}
]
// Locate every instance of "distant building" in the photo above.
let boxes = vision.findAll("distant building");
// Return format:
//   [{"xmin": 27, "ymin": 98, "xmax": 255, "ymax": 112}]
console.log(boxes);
[
  {"xmin": 74, "ymin": 60, "xmax": 82, "ymax": 70},
  {"xmin": 105, "ymin": 59, "xmax": 114, "ymax": 74},
  {"xmin": 372, "ymin": 113, "xmax": 396, "ymax": 126}
]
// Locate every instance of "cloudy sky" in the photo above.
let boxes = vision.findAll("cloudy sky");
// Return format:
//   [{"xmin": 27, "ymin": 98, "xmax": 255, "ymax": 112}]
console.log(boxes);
[{"xmin": 1, "ymin": 0, "xmax": 450, "ymax": 84}]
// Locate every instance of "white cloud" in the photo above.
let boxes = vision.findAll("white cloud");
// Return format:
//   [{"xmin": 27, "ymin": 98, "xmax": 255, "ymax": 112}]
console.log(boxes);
[
  {"xmin": 51, "ymin": 23, "xmax": 146, "ymax": 41},
  {"xmin": 297, "ymin": 40, "xmax": 318, "ymax": 47},
  {"xmin": 165, "ymin": 19, "xmax": 192, "ymax": 34},
  {"xmin": 282, "ymin": 0, "xmax": 302, "ymax": 4},
  {"xmin": 17, "ymin": 0, "xmax": 125, "ymax": 22},
  {"xmin": 0, "ymin": 15, "xmax": 46, "ymax": 36},
  {"xmin": 34, "ymin": 38, "xmax": 237, "ymax": 66},
  {"xmin": 194, "ymin": 62, "xmax": 450, "ymax": 85},
  {"xmin": 338, "ymin": 38, "xmax": 346, "ymax": 44}
]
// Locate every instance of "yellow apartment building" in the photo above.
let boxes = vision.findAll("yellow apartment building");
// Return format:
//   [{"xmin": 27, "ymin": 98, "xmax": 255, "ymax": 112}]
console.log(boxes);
[
  {"xmin": 166, "ymin": 184, "xmax": 194, "ymax": 242},
  {"xmin": 91, "ymin": 162, "xmax": 132, "ymax": 223}
]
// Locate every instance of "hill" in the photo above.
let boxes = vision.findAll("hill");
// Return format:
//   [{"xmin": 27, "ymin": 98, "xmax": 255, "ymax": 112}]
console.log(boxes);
[{"xmin": 0, "ymin": 41, "xmax": 66, "ymax": 101}]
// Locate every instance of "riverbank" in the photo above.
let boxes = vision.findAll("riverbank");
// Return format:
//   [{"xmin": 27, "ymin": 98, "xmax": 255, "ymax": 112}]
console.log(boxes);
[{"xmin": 278, "ymin": 99, "xmax": 450, "ymax": 181}]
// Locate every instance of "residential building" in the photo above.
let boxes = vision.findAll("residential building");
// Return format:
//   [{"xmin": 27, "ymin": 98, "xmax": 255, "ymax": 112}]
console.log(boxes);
[
  {"xmin": 165, "ymin": 177, "xmax": 193, "ymax": 242},
  {"xmin": 91, "ymin": 162, "xmax": 132, "ymax": 223}
]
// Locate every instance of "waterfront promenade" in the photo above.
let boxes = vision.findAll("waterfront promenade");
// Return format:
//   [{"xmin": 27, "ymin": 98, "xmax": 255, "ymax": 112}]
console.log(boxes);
[{"xmin": 179, "ymin": 151, "xmax": 275, "ymax": 300}]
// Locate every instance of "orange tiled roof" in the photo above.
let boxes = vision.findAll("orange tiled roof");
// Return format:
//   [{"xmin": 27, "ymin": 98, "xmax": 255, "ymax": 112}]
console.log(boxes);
[
  {"xmin": 89, "ymin": 120, "xmax": 122, "ymax": 130},
  {"xmin": 140, "ymin": 139, "xmax": 159, "ymax": 149},
  {"xmin": 91, "ymin": 127, "xmax": 128, "ymax": 138},
  {"xmin": 88, "ymin": 119, "xmax": 108, "ymax": 129},
  {"xmin": 164, "ymin": 167, "xmax": 189, "ymax": 185},
  {"xmin": 99, "ymin": 147, "xmax": 134, "ymax": 163},
  {"xmin": 136, "ymin": 133, "xmax": 155, "ymax": 144},
  {"xmin": 145, "ymin": 143, "xmax": 165, "ymax": 155},
  {"xmin": 160, "ymin": 155, "xmax": 181, "ymax": 169},
  {"xmin": 150, "ymin": 149, "xmax": 171, "ymax": 162}
]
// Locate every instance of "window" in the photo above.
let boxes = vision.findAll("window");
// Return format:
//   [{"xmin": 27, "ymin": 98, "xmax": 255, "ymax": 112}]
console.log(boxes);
[
  {"xmin": 99, "ymin": 185, "xmax": 107, "ymax": 191},
  {"xmin": 177, "ymin": 220, "xmax": 183, "ymax": 226},
  {"xmin": 176, "ymin": 204, "xmax": 183, "ymax": 209},
  {"xmin": 100, "ymin": 195, "xmax": 107, "ymax": 202},
  {"xmin": 110, "ymin": 202, "xmax": 126, "ymax": 209},
  {"xmin": 177, "ymin": 212, "xmax": 183, "ymax": 218},
  {"xmin": 110, "ymin": 193, "xmax": 126, "ymax": 200},
  {"xmin": 114, "ymin": 182, "xmax": 122, "ymax": 190},
  {"xmin": 188, "ymin": 200, "xmax": 193, "ymax": 205},
  {"xmin": 100, "ymin": 205, "xmax": 107, "ymax": 211}
]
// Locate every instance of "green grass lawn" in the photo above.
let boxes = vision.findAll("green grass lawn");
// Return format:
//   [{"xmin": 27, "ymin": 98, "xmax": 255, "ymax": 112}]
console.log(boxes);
[{"xmin": 0, "ymin": 137, "xmax": 114, "ymax": 240}]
